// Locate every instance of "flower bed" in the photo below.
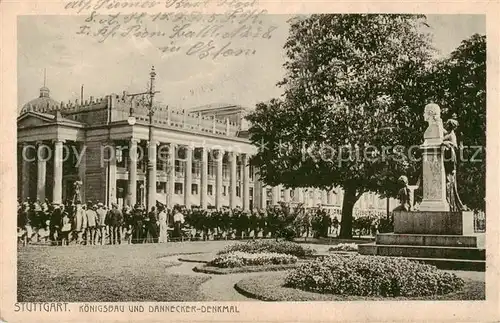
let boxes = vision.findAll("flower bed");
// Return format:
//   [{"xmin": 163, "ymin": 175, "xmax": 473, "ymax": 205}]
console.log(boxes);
[
  {"xmin": 217, "ymin": 240, "xmax": 315, "ymax": 258},
  {"xmin": 208, "ymin": 251, "xmax": 298, "ymax": 268},
  {"xmin": 235, "ymin": 272, "xmax": 484, "ymax": 301},
  {"xmin": 285, "ymin": 255, "xmax": 465, "ymax": 297},
  {"xmin": 328, "ymin": 243, "xmax": 358, "ymax": 252}
]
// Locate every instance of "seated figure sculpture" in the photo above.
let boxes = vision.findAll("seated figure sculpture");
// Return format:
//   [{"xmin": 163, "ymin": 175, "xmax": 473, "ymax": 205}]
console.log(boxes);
[{"xmin": 393, "ymin": 175, "xmax": 411, "ymax": 212}]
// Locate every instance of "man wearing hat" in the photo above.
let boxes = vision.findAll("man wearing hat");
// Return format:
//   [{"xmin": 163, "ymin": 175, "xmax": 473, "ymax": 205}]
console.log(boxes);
[
  {"xmin": 49, "ymin": 202, "xmax": 62, "ymax": 246},
  {"xmin": 86, "ymin": 204, "xmax": 98, "ymax": 245},
  {"xmin": 96, "ymin": 202, "xmax": 108, "ymax": 245},
  {"xmin": 74, "ymin": 200, "xmax": 86, "ymax": 244},
  {"xmin": 108, "ymin": 203, "xmax": 123, "ymax": 245}
]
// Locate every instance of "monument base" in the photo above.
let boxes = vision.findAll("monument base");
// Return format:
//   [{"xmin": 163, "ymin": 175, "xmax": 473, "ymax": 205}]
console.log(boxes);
[
  {"xmin": 358, "ymin": 211, "xmax": 485, "ymax": 271},
  {"xmin": 394, "ymin": 210, "xmax": 474, "ymax": 235},
  {"xmin": 418, "ymin": 200, "xmax": 449, "ymax": 212}
]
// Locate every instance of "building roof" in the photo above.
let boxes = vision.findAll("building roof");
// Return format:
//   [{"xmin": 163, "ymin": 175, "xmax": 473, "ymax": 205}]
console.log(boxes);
[
  {"xmin": 188, "ymin": 103, "xmax": 250, "ymax": 114},
  {"xmin": 20, "ymin": 86, "xmax": 60, "ymax": 115},
  {"xmin": 17, "ymin": 110, "xmax": 85, "ymax": 127}
]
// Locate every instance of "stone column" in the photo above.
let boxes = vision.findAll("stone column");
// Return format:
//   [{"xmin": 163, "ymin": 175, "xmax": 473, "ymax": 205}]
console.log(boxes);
[
  {"xmin": 260, "ymin": 183, "xmax": 267, "ymax": 209},
  {"xmin": 293, "ymin": 188, "xmax": 301, "ymax": 203},
  {"xmin": 167, "ymin": 143, "xmax": 176, "ymax": 208},
  {"xmin": 229, "ymin": 152, "xmax": 237, "ymax": 208},
  {"xmin": 128, "ymin": 139, "xmax": 139, "ymax": 207},
  {"xmin": 283, "ymin": 188, "xmax": 291, "ymax": 203},
  {"xmin": 215, "ymin": 150, "xmax": 223, "ymax": 209},
  {"xmin": 327, "ymin": 189, "xmax": 334, "ymax": 205},
  {"xmin": 77, "ymin": 142, "xmax": 86, "ymax": 203},
  {"xmin": 36, "ymin": 141, "xmax": 48, "ymax": 201},
  {"xmin": 147, "ymin": 140, "xmax": 158, "ymax": 212},
  {"xmin": 419, "ymin": 145, "xmax": 449, "ymax": 211},
  {"xmin": 184, "ymin": 146, "xmax": 193, "ymax": 208},
  {"xmin": 271, "ymin": 186, "xmax": 280, "ymax": 205},
  {"xmin": 321, "ymin": 190, "xmax": 328, "ymax": 205},
  {"xmin": 52, "ymin": 140, "xmax": 64, "ymax": 204},
  {"xmin": 200, "ymin": 147, "xmax": 208, "ymax": 209},
  {"xmin": 108, "ymin": 141, "xmax": 117, "ymax": 206},
  {"xmin": 242, "ymin": 154, "xmax": 250, "ymax": 210},
  {"xmin": 21, "ymin": 142, "xmax": 31, "ymax": 200}
]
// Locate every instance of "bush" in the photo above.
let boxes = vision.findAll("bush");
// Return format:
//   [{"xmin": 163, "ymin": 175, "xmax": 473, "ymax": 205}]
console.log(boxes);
[
  {"xmin": 208, "ymin": 252, "xmax": 298, "ymax": 268},
  {"xmin": 217, "ymin": 240, "xmax": 315, "ymax": 258},
  {"xmin": 285, "ymin": 255, "xmax": 465, "ymax": 297},
  {"xmin": 328, "ymin": 243, "xmax": 358, "ymax": 252}
]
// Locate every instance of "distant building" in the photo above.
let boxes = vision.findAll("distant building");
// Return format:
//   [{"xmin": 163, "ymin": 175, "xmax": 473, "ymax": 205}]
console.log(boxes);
[{"xmin": 17, "ymin": 71, "xmax": 396, "ymax": 213}]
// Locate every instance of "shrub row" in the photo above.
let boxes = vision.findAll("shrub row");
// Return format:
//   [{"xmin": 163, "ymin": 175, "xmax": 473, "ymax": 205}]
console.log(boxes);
[
  {"xmin": 285, "ymin": 255, "xmax": 464, "ymax": 297},
  {"xmin": 217, "ymin": 240, "xmax": 315, "ymax": 258},
  {"xmin": 208, "ymin": 252, "xmax": 298, "ymax": 268}
]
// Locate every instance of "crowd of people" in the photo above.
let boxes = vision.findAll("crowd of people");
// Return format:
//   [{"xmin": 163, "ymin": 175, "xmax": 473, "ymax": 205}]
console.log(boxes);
[
  {"xmin": 17, "ymin": 198, "xmax": 190, "ymax": 246},
  {"xmin": 17, "ymin": 197, "xmax": 346, "ymax": 246}
]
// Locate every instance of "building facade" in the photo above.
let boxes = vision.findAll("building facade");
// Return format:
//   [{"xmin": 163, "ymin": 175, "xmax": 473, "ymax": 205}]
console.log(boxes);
[{"xmin": 17, "ymin": 81, "xmax": 397, "ymax": 213}]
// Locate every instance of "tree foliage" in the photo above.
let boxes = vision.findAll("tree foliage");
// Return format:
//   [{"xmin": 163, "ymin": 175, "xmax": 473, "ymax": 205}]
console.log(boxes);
[{"xmin": 247, "ymin": 14, "xmax": 435, "ymax": 237}]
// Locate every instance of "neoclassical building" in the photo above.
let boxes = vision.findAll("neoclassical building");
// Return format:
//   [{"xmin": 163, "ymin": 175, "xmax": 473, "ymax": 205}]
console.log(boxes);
[{"xmin": 17, "ymin": 73, "xmax": 396, "ymax": 213}]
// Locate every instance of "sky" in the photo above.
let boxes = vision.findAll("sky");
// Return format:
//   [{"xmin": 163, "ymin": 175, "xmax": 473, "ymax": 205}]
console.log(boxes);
[{"xmin": 17, "ymin": 14, "xmax": 485, "ymax": 111}]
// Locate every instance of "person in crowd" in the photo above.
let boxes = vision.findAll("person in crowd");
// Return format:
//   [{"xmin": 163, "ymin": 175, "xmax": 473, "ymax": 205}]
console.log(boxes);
[
  {"xmin": 86, "ymin": 204, "xmax": 98, "ymax": 245},
  {"xmin": 173, "ymin": 205, "xmax": 185, "ymax": 240},
  {"xmin": 158, "ymin": 205, "xmax": 168, "ymax": 243},
  {"xmin": 332, "ymin": 216, "xmax": 340, "ymax": 237},
  {"xmin": 60, "ymin": 210, "xmax": 72, "ymax": 246},
  {"xmin": 96, "ymin": 202, "xmax": 108, "ymax": 245},
  {"xmin": 108, "ymin": 203, "xmax": 123, "ymax": 245},
  {"xmin": 74, "ymin": 201, "xmax": 86, "ymax": 244},
  {"xmin": 132, "ymin": 204, "xmax": 144, "ymax": 244},
  {"xmin": 17, "ymin": 202, "xmax": 30, "ymax": 246},
  {"xmin": 49, "ymin": 202, "xmax": 63, "ymax": 246},
  {"xmin": 122, "ymin": 205, "xmax": 133, "ymax": 243},
  {"xmin": 146, "ymin": 206, "xmax": 159, "ymax": 243},
  {"xmin": 37, "ymin": 220, "xmax": 50, "ymax": 243},
  {"xmin": 33, "ymin": 201, "xmax": 43, "ymax": 241}
]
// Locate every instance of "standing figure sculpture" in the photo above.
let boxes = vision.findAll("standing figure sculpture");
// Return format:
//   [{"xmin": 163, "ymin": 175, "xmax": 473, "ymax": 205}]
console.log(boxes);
[{"xmin": 442, "ymin": 117, "xmax": 465, "ymax": 211}]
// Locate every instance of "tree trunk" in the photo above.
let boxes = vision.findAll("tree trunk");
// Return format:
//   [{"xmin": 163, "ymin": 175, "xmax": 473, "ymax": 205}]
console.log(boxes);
[{"xmin": 339, "ymin": 186, "xmax": 358, "ymax": 239}]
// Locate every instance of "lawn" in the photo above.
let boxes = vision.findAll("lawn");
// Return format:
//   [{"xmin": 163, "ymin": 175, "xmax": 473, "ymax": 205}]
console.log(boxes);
[
  {"xmin": 235, "ymin": 271, "xmax": 486, "ymax": 301},
  {"xmin": 17, "ymin": 242, "xmax": 235, "ymax": 302}
]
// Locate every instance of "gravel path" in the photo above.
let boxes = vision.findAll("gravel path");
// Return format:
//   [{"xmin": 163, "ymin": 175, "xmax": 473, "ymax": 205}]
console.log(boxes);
[{"xmin": 159, "ymin": 254, "xmax": 284, "ymax": 301}]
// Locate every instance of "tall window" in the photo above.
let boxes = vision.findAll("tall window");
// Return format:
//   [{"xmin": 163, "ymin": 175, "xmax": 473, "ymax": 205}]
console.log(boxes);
[
  {"xmin": 157, "ymin": 182, "xmax": 166, "ymax": 193},
  {"xmin": 175, "ymin": 160, "xmax": 185, "ymax": 176},
  {"xmin": 236, "ymin": 185, "xmax": 241, "ymax": 197},
  {"xmin": 116, "ymin": 145, "xmax": 127, "ymax": 168},
  {"xmin": 208, "ymin": 161, "xmax": 216, "ymax": 178},
  {"xmin": 193, "ymin": 161, "xmax": 201, "ymax": 178},
  {"xmin": 157, "ymin": 146, "xmax": 169, "ymax": 171},
  {"xmin": 222, "ymin": 163, "xmax": 229, "ymax": 179},
  {"xmin": 192, "ymin": 183, "xmax": 198, "ymax": 195},
  {"xmin": 174, "ymin": 183, "xmax": 183, "ymax": 195},
  {"xmin": 208, "ymin": 184, "xmax": 213, "ymax": 196}
]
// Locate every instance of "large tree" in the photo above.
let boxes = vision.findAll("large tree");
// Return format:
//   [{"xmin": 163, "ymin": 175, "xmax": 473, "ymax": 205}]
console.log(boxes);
[
  {"xmin": 247, "ymin": 14, "xmax": 436, "ymax": 238},
  {"xmin": 425, "ymin": 34, "xmax": 486, "ymax": 212}
]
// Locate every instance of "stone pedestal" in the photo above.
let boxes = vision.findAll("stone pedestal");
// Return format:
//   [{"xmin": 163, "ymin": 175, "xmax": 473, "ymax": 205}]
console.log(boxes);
[
  {"xmin": 358, "ymin": 211, "xmax": 484, "ymax": 271},
  {"xmin": 418, "ymin": 145, "xmax": 449, "ymax": 211},
  {"xmin": 394, "ymin": 211, "xmax": 474, "ymax": 235}
]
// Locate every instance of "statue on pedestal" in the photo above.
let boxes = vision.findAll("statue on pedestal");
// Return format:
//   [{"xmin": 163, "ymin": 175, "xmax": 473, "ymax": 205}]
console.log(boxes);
[
  {"xmin": 442, "ymin": 117, "xmax": 465, "ymax": 211},
  {"xmin": 417, "ymin": 103, "xmax": 450, "ymax": 211}
]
